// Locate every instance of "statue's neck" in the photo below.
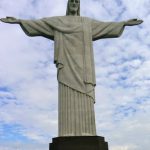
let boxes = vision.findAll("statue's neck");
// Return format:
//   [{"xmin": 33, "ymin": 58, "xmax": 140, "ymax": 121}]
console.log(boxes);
[{"xmin": 68, "ymin": 11, "xmax": 78, "ymax": 16}]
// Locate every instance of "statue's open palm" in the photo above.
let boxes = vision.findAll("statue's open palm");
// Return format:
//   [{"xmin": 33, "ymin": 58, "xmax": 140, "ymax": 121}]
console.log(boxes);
[
  {"xmin": 126, "ymin": 19, "xmax": 143, "ymax": 26},
  {"xmin": 0, "ymin": 17, "xmax": 19, "ymax": 24}
]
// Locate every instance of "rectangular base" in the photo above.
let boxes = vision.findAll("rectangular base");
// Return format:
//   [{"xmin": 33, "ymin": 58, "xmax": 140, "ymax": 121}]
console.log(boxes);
[{"xmin": 49, "ymin": 136, "xmax": 109, "ymax": 150}]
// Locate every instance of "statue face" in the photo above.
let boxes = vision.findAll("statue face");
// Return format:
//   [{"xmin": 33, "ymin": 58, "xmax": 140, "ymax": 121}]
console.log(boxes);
[{"xmin": 68, "ymin": 0, "xmax": 80, "ymax": 15}]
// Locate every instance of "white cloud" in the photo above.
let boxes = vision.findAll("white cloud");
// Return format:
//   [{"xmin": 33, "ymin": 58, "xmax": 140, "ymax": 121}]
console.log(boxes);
[{"xmin": 111, "ymin": 145, "xmax": 138, "ymax": 150}]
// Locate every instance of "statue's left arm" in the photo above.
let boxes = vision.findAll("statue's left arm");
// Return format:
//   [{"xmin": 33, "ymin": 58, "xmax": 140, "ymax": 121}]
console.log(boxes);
[{"xmin": 92, "ymin": 18, "xmax": 143, "ymax": 41}]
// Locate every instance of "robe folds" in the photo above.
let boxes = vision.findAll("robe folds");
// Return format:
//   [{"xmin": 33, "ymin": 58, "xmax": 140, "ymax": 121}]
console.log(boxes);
[{"xmin": 20, "ymin": 16, "xmax": 125, "ymax": 102}]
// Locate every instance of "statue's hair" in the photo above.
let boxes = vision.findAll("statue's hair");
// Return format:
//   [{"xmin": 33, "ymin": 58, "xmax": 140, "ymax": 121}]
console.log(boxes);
[{"xmin": 66, "ymin": 0, "xmax": 80, "ymax": 16}]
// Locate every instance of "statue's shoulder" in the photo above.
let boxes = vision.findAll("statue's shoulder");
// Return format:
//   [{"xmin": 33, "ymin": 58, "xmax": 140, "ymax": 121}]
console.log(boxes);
[
  {"xmin": 43, "ymin": 16, "xmax": 92, "ymax": 20},
  {"xmin": 79, "ymin": 16, "xmax": 100, "ymax": 23},
  {"xmin": 41, "ymin": 16, "xmax": 66, "ymax": 24},
  {"xmin": 42, "ymin": 16, "xmax": 62, "ymax": 20},
  {"xmin": 42, "ymin": 16, "xmax": 73, "ymax": 22},
  {"xmin": 42, "ymin": 16, "xmax": 96, "ymax": 24}
]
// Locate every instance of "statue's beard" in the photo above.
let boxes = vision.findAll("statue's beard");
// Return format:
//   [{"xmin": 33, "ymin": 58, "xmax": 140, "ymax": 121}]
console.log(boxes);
[{"xmin": 69, "ymin": 8, "xmax": 78, "ymax": 15}]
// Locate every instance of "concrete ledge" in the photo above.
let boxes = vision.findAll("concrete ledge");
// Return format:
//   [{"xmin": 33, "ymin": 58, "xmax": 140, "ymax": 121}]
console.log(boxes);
[{"xmin": 49, "ymin": 136, "xmax": 109, "ymax": 150}]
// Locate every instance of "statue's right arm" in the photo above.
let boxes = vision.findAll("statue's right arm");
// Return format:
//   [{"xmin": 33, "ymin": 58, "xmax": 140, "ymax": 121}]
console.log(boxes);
[
  {"xmin": 0, "ymin": 17, "xmax": 21, "ymax": 24},
  {"xmin": 1, "ymin": 16, "xmax": 54, "ymax": 40}
]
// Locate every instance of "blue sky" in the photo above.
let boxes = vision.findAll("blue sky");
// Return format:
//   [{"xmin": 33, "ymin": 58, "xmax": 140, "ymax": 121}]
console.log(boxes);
[{"xmin": 0, "ymin": 0, "xmax": 150, "ymax": 150}]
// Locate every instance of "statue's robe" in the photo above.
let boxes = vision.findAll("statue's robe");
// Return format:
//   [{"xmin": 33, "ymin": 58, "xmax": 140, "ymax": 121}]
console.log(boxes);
[{"xmin": 20, "ymin": 16, "xmax": 125, "ymax": 136}]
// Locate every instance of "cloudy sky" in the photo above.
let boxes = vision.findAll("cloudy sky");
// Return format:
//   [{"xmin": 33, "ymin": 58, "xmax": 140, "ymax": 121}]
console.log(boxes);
[{"xmin": 0, "ymin": 0, "xmax": 150, "ymax": 149}]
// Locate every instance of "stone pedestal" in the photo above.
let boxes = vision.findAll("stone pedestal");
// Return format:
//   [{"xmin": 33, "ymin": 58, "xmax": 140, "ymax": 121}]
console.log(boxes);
[{"xmin": 49, "ymin": 136, "xmax": 109, "ymax": 150}]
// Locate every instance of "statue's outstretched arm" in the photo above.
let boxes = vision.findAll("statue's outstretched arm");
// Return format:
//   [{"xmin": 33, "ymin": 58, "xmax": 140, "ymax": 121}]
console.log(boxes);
[
  {"xmin": 0, "ymin": 17, "xmax": 21, "ymax": 24},
  {"xmin": 124, "ymin": 19, "xmax": 143, "ymax": 26},
  {"xmin": 1, "ymin": 16, "xmax": 54, "ymax": 40},
  {"xmin": 92, "ymin": 18, "xmax": 143, "ymax": 41}
]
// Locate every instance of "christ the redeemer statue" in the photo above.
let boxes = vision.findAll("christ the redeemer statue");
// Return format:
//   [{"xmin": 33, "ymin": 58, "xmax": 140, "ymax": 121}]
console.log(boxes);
[{"xmin": 1, "ymin": 0, "xmax": 143, "ymax": 137}]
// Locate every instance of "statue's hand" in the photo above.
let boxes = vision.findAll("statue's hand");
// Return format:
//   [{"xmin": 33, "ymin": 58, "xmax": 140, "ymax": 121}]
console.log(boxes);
[
  {"xmin": 0, "ymin": 17, "xmax": 20, "ymax": 24},
  {"xmin": 125, "ymin": 19, "xmax": 143, "ymax": 26}
]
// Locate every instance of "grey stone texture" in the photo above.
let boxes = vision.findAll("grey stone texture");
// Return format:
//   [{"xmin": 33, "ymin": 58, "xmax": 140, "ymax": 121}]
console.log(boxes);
[
  {"xmin": 17, "ymin": 16, "xmax": 126, "ymax": 136},
  {"xmin": 0, "ymin": 0, "xmax": 143, "ymax": 137}
]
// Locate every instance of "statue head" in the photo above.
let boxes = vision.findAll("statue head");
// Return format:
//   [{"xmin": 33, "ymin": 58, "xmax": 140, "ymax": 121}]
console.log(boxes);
[{"xmin": 66, "ymin": 0, "xmax": 80, "ymax": 16}]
